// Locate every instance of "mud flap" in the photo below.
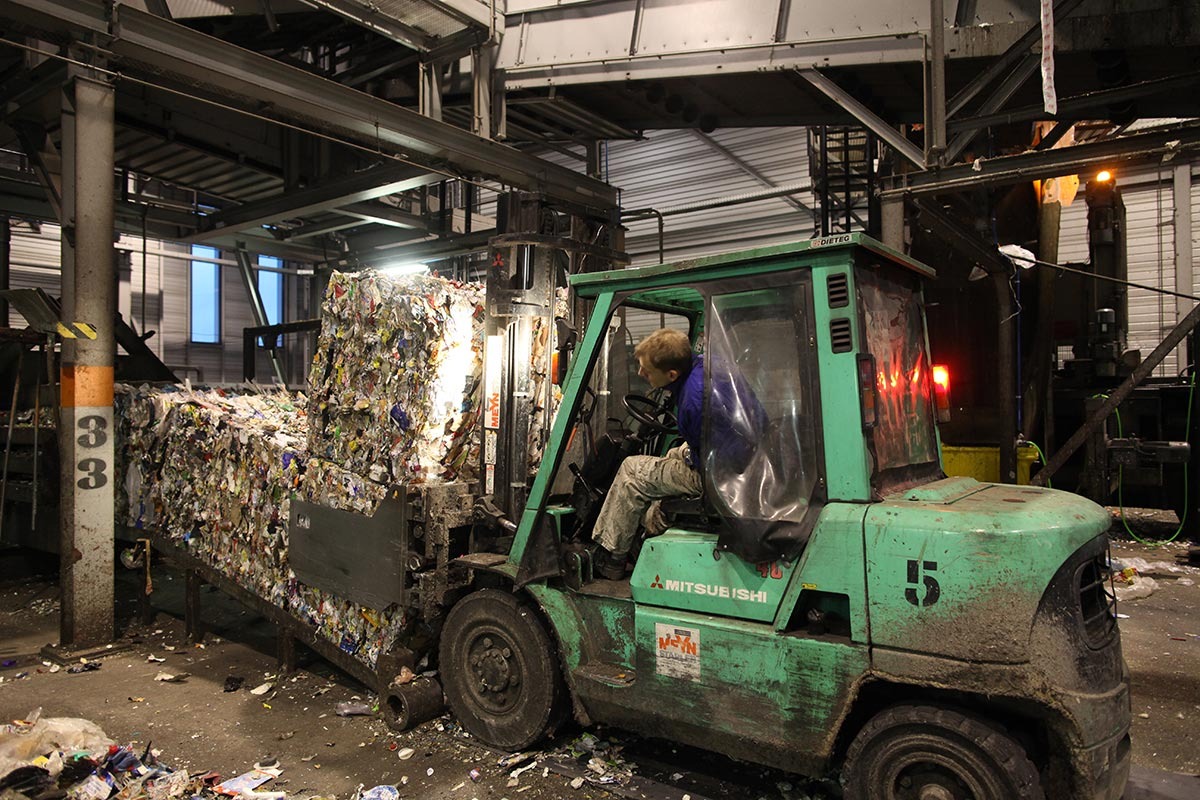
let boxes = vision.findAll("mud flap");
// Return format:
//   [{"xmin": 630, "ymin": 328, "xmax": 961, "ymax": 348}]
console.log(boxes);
[{"xmin": 516, "ymin": 512, "xmax": 563, "ymax": 588}]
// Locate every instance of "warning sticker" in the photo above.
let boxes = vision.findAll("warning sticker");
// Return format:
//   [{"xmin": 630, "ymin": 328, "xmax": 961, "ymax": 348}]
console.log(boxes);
[{"xmin": 655, "ymin": 623, "xmax": 700, "ymax": 681}]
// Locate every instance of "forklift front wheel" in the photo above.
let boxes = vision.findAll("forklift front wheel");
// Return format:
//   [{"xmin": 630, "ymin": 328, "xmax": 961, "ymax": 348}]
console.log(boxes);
[
  {"xmin": 439, "ymin": 589, "xmax": 565, "ymax": 751},
  {"xmin": 841, "ymin": 704, "xmax": 1044, "ymax": 800}
]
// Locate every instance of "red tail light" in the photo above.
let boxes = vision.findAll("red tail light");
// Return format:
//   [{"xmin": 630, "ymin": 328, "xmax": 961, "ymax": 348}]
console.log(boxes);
[
  {"xmin": 857, "ymin": 354, "xmax": 878, "ymax": 429},
  {"xmin": 932, "ymin": 364, "xmax": 951, "ymax": 422}
]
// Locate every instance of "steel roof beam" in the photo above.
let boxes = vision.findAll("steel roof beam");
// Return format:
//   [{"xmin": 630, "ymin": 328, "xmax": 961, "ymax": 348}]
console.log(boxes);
[
  {"xmin": 301, "ymin": 0, "xmax": 437, "ymax": 51},
  {"xmin": 189, "ymin": 163, "xmax": 443, "ymax": 242},
  {"xmin": 882, "ymin": 123, "xmax": 1200, "ymax": 197},
  {"xmin": 340, "ymin": 201, "xmax": 426, "ymax": 229},
  {"xmin": 946, "ymin": 70, "xmax": 1200, "ymax": 133},
  {"xmin": 97, "ymin": 4, "xmax": 615, "ymax": 212},
  {"xmin": 353, "ymin": 229, "xmax": 495, "ymax": 266},
  {"xmin": 946, "ymin": 0, "xmax": 1085, "ymax": 118},
  {"xmin": 796, "ymin": 67, "xmax": 926, "ymax": 168}
]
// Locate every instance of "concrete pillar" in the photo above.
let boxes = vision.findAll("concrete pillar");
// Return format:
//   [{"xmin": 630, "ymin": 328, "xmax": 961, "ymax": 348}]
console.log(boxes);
[
  {"xmin": 880, "ymin": 195, "xmax": 905, "ymax": 251},
  {"xmin": 58, "ymin": 69, "xmax": 117, "ymax": 648}
]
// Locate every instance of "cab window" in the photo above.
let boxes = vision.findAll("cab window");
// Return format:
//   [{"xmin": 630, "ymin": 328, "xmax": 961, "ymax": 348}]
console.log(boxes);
[{"xmin": 703, "ymin": 279, "xmax": 821, "ymax": 561}]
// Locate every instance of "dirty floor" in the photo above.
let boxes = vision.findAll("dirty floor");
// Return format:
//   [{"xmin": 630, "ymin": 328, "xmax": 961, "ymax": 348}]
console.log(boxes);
[{"xmin": 1, "ymin": 539, "xmax": 1199, "ymax": 800}]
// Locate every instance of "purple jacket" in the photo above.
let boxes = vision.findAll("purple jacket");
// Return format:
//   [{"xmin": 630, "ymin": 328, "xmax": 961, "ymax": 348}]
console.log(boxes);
[
  {"xmin": 668, "ymin": 355, "xmax": 705, "ymax": 464},
  {"xmin": 668, "ymin": 353, "xmax": 766, "ymax": 470}
]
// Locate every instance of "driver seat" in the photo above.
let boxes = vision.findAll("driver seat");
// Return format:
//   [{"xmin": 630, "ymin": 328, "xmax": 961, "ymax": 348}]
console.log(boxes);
[{"xmin": 658, "ymin": 493, "xmax": 720, "ymax": 531}]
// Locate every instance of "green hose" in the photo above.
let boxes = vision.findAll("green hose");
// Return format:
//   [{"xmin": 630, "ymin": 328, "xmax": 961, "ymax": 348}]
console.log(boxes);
[{"xmin": 1094, "ymin": 371, "xmax": 1197, "ymax": 547}]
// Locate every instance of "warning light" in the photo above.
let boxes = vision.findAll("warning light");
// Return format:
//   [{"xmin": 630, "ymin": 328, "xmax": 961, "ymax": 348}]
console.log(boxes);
[
  {"xmin": 932, "ymin": 364, "xmax": 951, "ymax": 423},
  {"xmin": 1096, "ymin": 170, "xmax": 1113, "ymax": 183}
]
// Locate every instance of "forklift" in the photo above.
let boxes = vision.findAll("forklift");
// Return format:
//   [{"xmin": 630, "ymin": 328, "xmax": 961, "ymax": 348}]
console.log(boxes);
[{"xmin": 444, "ymin": 233, "xmax": 1130, "ymax": 800}]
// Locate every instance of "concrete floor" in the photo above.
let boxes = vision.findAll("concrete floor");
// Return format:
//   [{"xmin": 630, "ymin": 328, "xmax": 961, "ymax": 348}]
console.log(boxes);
[{"xmin": 1, "ymin": 540, "xmax": 1199, "ymax": 800}]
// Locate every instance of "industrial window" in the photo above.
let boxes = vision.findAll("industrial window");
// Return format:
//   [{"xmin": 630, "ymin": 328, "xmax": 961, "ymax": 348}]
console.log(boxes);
[
  {"xmin": 190, "ymin": 245, "xmax": 220, "ymax": 344},
  {"xmin": 257, "ymin": 255, "xmax": 284, "ymax": 347}
]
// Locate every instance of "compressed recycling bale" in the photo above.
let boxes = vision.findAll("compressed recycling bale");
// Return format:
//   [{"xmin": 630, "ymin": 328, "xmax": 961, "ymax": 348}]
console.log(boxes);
[{"xmin": 307, "ymin": 271, "xmax": 484, "ymax": 485}]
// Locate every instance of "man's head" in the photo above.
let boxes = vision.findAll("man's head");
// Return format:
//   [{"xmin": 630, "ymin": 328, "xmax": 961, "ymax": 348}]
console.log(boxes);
[{"xmin": 634, "ymin": 328, "xmax": 693, "ymax": 389}]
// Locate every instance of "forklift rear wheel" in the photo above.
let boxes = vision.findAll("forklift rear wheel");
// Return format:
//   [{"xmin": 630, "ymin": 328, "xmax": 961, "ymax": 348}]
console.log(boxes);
[
  {"xmin": 439, "ymin": 589, "xmax": 565, "ymax": 750},
  {"xmin": 842, "ymin": 704, "xmax": 1044, "ymax": 800}
]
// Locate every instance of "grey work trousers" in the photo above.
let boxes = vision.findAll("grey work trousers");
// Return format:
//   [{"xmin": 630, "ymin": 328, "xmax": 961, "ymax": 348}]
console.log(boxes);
[{"xmin": 592, "ymin": 445, "xmax": 703, "ymax": 556}]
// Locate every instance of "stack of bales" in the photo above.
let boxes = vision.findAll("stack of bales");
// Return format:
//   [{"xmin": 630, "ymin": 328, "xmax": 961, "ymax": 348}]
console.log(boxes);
[{"xmin": 115, "ymin": 271, "xmax": 485, "ymax": 667}]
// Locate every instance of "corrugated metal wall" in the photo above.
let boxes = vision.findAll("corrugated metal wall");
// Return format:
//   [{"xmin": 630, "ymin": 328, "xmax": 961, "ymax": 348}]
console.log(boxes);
[{"xmin": 4, "ymin": 221, "xmax": 299, "ymax": 386}]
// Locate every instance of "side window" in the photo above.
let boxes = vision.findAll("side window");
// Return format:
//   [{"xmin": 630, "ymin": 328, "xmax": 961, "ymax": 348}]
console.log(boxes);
[
  {"xmin": 257, "ymin": 255, "xmax": 284, "ymax": 347},
  {"xmin": 190, "ymin": 245, "xmax": 220, "ymax": 344},
  {"xmin": 704, "ymin": 281, "xmax": 820, "ymax": 560}
]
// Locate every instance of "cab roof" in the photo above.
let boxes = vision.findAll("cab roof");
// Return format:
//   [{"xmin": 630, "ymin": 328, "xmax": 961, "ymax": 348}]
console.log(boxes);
[{"xmin": 570, "ymin": 233, "xmax": 936, "ymax": 298}]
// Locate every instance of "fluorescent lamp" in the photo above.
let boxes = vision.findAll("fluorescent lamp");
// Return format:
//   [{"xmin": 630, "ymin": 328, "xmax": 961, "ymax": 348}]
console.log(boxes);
[{"xmin": 378, "ymin": 262, "xmax": 429, "ymax": 275}]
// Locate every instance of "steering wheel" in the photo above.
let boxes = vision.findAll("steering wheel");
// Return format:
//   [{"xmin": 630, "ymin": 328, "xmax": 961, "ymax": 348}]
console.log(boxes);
[{"xmin": 623, "ymin": 393, "xmax": 677, "ymax": 435}]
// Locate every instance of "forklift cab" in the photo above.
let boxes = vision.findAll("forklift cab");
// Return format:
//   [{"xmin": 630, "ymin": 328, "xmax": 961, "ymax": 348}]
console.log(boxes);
[{"xmin": 521, "ymin": 235, "xmax": 941, "ymax": 618}]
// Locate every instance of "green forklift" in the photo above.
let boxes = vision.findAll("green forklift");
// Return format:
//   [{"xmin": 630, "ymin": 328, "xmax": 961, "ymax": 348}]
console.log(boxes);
[{"xmin": 444, "ymin": 234, "xmax": 1130, "ymax": 800}]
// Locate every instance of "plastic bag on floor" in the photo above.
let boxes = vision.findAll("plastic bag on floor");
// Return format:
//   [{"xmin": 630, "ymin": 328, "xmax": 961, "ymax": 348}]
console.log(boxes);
[{"xmin": 0, "ymin": 714, "xmax": 112, "ymax": 778}]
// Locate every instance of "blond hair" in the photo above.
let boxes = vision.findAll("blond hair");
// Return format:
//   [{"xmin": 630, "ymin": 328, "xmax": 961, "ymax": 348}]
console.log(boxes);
[{"xmin": 635, "ymin": 328, "xmax": 692, "ymax": 374}]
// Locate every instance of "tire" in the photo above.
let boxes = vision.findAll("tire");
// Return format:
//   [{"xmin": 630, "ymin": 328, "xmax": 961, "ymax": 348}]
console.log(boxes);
[
  {"xmin": 842, "ymin": 704, "xmax": 1044, "ymax": 800},
  {"xmin": 438, "ymin": 589, "xmax": 565, "ymax": 750}
]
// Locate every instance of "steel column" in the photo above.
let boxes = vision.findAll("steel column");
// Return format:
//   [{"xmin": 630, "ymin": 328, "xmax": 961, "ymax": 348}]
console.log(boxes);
[
  {"xmin": 0, "ymin": 217, "xmax": 9, "ymax": 324},
  {"xmin": 419, "ymin": 62, "xmax": 444, "ymax": 121},
  {"xmin": 58, "ymin": 69, "xmax": 116, "ymax": 648},
  {"xmin": 472, "ymin": 43, "xmax": 496, "ymax": 139},
  {"xmin": 927, "ymin": 0, "xmax": 946, "ymax": 165},
  {"xmin": 235, "ymin": 242, "xmax": 286, "ymax": 385},
  {"xmin": 1176, "ymin": 161, "xmax": 1194, "ymax": 370},
  {"xmin": 995, "ymin": 272, "xmax": 1017, "ymax": 483},
  {"xmin": 796, "ymin": 67, "xmax": 926, "ymax": 169}
]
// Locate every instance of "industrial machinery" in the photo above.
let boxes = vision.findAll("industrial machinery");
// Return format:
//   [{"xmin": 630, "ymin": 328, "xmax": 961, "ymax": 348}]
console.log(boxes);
[
  {"xmin": 1045, "ymin": 172, "xmax": 1195, "ymax": 526},
  {"xmin": 430, "ymin": 234, "xmax": 1129, "ymax": 800}
]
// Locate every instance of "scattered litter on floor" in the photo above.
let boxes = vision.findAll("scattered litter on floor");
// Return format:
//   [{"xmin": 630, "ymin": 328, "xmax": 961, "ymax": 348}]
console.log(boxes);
[
  {"xmin": 334, "ymin": 702, "xmax": 372, "ymax": 717},
  {"xmin": 153, "ymin": 672, "xmax": 188, "ymax": 683},
  {"xmin": 65, "ymin": 662, "xmax": 101, "ymax": 675}
]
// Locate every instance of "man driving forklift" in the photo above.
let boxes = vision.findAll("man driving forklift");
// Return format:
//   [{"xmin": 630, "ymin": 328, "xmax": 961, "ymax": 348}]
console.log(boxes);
[{"xmin": 591, "ymin": 328, "xmax": 764, "ymax": 579}]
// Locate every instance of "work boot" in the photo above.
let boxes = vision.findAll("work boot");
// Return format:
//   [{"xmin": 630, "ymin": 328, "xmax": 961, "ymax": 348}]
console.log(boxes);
[{"xmin": 593, "ymin": 546, "xmax": 628, "ymax": 581}]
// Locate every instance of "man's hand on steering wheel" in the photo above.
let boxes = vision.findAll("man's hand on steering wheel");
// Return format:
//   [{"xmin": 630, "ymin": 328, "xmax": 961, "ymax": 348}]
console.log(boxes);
[{"xmin": 623, "ymin": 392, "xmax": 677, "ymax": 435}]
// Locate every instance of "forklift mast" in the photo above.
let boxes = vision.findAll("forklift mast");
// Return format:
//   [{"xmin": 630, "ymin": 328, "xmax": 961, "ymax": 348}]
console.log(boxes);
[{"xmin": 480, "ymin": 193, "xmax": 625, "ymax": 522}]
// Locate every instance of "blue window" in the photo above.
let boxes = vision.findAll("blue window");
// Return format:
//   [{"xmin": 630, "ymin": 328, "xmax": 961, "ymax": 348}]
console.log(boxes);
[
  {"xmin": 257, "ymin": 256, "xmax": 284, "ymax": 347},
  {"xmin": 190, "ymin": 245, "xmax": 220, "ymax": 343}
]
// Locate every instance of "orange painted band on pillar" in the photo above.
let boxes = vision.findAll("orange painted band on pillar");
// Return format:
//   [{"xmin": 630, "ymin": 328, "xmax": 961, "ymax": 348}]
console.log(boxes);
[{"xmin": 60, "ymin": 365, "xmax": 115, "ymax": 407}]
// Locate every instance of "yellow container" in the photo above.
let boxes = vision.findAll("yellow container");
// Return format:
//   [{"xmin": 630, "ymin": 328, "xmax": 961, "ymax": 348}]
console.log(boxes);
[{"xmin": 941, "ymin": 445, "xmax": 1038, "ymax": 485}]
